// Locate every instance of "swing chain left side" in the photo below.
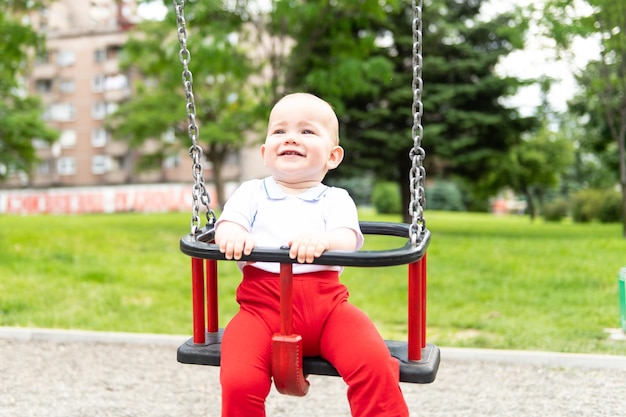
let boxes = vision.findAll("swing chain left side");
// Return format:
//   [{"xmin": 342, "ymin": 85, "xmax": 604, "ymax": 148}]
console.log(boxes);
[
  {"xmin": 174, "ymin": 0, "xmax": 216, "ymax": 235},
  {"xmin": 409, "ymin": 0, "xmax": 426, "ymax": 246}
]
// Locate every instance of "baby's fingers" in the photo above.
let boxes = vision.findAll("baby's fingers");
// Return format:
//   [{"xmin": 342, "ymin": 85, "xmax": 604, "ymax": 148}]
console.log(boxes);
[
  {"xmin": 289, "ymin": 239, "xmax": 327, "ymax": 263},
  {"xmin": 220, "ymin": 235, "xmax": 254, "ymax": 260}
]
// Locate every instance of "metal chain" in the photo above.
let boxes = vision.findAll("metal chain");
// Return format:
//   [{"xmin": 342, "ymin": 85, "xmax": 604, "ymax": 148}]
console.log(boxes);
[
  {"xmin": 409, "ymin": 0, "xmax": 426, "ymax": 245},
  {"xmin": 173, "ymin": 0, "xmax": 216, "ymax": 235}
]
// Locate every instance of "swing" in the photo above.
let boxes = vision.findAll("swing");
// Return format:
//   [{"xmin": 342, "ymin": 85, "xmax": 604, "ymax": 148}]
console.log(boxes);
[{"xmin": 173, "ymin": 0, "xmax": 440, "ymax": 396}]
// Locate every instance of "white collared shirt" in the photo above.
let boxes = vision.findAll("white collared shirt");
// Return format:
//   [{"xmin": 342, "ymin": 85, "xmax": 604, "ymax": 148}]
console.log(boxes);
[{"xmin": 216, "ymin": 176, "xmax": 364, "ymax": 274}]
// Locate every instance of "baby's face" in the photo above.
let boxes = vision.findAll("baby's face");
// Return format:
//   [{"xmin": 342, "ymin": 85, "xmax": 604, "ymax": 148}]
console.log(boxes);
[{"xmin": 261, "ymin": 94, "xmax": 342, "ymax": 187}]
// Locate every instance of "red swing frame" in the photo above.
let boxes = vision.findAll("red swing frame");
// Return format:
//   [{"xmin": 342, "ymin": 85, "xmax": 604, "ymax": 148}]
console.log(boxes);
[
  {"xmin": 181, "ymin": 223, "xmax": 435, "ymax": 395},
  {"xmin": 189, "ymin": 256, "xmax": 427, "ymax": 360}
]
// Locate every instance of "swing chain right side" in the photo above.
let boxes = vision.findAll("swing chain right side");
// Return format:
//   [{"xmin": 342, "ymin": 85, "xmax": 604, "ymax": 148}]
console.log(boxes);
[
  {"xmin": 173, "ymin": 0, "xmax": 216, "ymax": 235},
  {"xmin": 409, "ymin": 0, "xmax": 426, "ymax": 246}
]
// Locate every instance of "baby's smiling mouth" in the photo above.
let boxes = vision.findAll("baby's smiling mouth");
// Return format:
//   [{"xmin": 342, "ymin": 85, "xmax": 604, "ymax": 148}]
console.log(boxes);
[{"xmin": 279, "ymin": 150, "xmax": 304, "ymax": 157}]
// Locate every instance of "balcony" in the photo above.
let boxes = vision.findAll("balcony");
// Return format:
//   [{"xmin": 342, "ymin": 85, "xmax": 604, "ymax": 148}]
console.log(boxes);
[
  {"xmin": 104, "ymin": 140, "xmax": 128, "ymax": 156},
  {"xmin": 103, "ymin": 59, "xmax": 119, "ymax": 75},
  {"xmin": 31, "ymin": 63, "xmax": 57, "ymax": 79},
  {"xmin": 103, "ymin": 88, "xmax": 131, "ymax": 102}
]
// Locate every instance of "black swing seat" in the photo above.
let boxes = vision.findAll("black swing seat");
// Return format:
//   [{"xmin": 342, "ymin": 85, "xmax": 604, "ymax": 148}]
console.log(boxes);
[
  {"xmin": 177, "ymin": 331, "xmax": 440, "ymax": 384},
  {"xmin": 178, "ymin": 221, "xmax": 440, "ymax": 384}
]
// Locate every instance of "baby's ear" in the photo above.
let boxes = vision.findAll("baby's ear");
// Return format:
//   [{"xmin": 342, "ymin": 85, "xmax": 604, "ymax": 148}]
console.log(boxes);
[{"xmin": 326, "ymin": 146, "xmax": 344, "ymax": 170}]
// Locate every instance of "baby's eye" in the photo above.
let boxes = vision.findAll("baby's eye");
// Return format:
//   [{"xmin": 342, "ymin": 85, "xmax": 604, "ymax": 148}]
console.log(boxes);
[
  {"xmin": 302, "ymin": 129, "xmax": 315, "ymax": 135},
  {"xmin": 273, "ymin": 129, "xmax": 286, "ymax": 135}
]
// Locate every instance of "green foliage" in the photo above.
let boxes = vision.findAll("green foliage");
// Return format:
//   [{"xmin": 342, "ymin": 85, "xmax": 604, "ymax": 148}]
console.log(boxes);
[
  {"xmin": 541, "ymin": 198, "xmax": 569, "ymax": 222},
  {"xmin": 425, "ymin": 180, "xmax": 466, "ymax": 211},
  {"xmin": 326, "ymin": 174, "xmax": 374, "ymax": 207},
  {"xmin": 279, "ymin": 0, "xmax": 538, "ymax": 221},
  {"xmin": 494, "ymin": 126, "xmax": 574, "ymax": 219},
  {"xmin": 571, "ymin": 188, "xmax": 623, "ymax": 223},
  {"xmin": 542, "ymin": 0, "xmax": 626, "ymax": 234},
  {"xmin": 371, "ymin": 181, "xmax": 402, "ymax": 214},
  {"xmin": 571, "ymin": 189, "xmax": 600, "ymax": 223},
  {"xmin": 106, "ymin": 2, "xmax": 263, "ymax": 205},
  {"xmin": 0, "ymin": 6, "xmax": 58, "ymax": 179},
  {"xmin": 598, "ymin": 189, "xmax": 623, "ymax": 223}
]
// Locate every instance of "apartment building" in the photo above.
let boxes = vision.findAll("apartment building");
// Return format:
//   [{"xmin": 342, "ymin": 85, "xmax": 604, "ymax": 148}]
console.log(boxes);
[{"xmin": 4, "ymin": 0, "xmax": 266, "ymax": 191}]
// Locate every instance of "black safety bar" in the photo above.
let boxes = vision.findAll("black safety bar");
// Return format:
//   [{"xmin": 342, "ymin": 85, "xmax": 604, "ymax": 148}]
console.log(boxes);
[{"xmin": 180, "ymin": 221, "xmax": 430, "ymax": 267}]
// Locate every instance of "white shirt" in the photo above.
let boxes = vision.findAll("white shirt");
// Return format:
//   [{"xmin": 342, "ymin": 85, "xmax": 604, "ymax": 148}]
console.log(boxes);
[{"xmin": 216, "ymin": 176, "xmax": 364, "ymax": 274}]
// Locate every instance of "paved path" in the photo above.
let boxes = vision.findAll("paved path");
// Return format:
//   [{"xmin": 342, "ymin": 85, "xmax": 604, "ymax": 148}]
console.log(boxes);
[{"xmin": 1, "ymin": 327, "xmax": 625, "ymax": 417}]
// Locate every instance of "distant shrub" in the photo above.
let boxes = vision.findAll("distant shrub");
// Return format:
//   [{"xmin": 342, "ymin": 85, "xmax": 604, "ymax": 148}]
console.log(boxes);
[
  {"xmin": 371, "ymin": 181, "xmax": 402, "ymax": 214},
  {"xmin": 542, "ymin": 198, "xmax": 569, "ymax": 222},
  {"xmin": 571, "ymin": 188, "xmax": 622, "ymax": 223},
  {"xmin": 327, "ymin": 175, "xmax": 374, "ymax": 206},
  {"xmin": 571, "ymin": 189, "xmax": 601, "ymax": 223},
  {"xmin": 425, "ymin": 180, "xmax": 466, "ymax": 211},
  {"xmin": 598, "ymin": 189, "xmax": 622, "ymax": 223}
]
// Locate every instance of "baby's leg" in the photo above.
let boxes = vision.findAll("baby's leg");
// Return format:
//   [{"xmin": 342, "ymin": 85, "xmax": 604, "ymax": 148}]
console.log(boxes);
[
  {"xmin": 320, "ymin": 302, "xmax": 409, "ymax": 417},
  {"xmin": 220, "ymin": 309, "xmax": 273, "ymax": 417}
]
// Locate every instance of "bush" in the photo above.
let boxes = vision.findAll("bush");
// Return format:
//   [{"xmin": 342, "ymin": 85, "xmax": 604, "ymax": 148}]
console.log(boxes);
[
  {"xmin": 598, "ymin": 189, "xmax": 622, "ymax": 223},
  {"xmin": 571, "ymin": 189, "xmax": 601, "ymax": 223},
  {"xmin": 542, "ymin": 198, "xmax": 569, "ymax": 222},
  {"xmin": 571, "ymin": 188, "xmax": 622, "ymax": 223},
  {"xmin": 371, "ymin": 181, "xmax": 402, "ymax": 214},
  {"xmin": 425, "ymin": 180, "xmax": 466, "ymax": 211},
  {"xmin": 327, "ymin": 175, "xmax": 374, "ymax": 206}
]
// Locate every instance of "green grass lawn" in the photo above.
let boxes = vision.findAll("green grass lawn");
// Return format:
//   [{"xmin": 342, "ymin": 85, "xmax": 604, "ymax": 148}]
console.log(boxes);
[{"xmin": 1, "ymin": 210, "xmax": 625, "ymax": 355}]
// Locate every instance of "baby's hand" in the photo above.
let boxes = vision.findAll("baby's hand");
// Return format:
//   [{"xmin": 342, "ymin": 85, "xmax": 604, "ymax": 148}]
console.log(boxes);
[
  {"xmin": 288, "ymin": 233, "xmax": 330, "ymax": 264},
  {"xmin": 215, "ymin": 222, "xmax": 255, "ymax": 260}
]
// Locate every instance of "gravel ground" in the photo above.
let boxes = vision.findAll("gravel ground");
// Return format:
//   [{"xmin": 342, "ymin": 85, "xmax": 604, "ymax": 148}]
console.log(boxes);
[{"xmin": 1, "ymin": 327, "xmax": 625, "ymax": 417}]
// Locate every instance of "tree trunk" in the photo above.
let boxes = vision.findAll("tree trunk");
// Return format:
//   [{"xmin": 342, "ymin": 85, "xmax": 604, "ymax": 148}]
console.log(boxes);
[
  {"xmin": 621, "ymin": 181, "xmax": 626, "ymax": 239},
  {"xmin": 524, "ymin": 187, "xmax": 536, "ymax": 221}
]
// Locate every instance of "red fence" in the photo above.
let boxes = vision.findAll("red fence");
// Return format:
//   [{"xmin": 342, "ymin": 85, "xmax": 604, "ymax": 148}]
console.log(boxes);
[{"xmin": 0, "ymin": 184, "xmax": 214, "ymax": 215}]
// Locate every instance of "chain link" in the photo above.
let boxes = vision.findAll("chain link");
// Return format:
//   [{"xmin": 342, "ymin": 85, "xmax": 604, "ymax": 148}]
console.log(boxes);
[
  {"xmin": 173, "ymin": 0, "xmax": 216, "ymax": 235},
  {"xmin": 409, "ymin": 0, "xmax": 426, "ymax": 245}
]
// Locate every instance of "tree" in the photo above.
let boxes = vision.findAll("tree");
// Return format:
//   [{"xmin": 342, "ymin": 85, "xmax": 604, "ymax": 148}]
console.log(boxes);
[
  {"xmin": 504, "ymin": 128, "xmax": 574, "ymax": 220},
  {"xmin": 271, "ymin": 0, "xmax": 537, "ymax": 220},
  {"xmin": 568, "ymin": 82, "xmax": 620, "ymax": 190},
  {"xmin": 543, "ymin": 0, "xmax": 626, "ymax": 237},
  {"xmin": 487, "ymin": 79, "xmax": 575, "ymax": 220},
  {"xmin": 106, "ymin": 1, "xmax": 263, "ymax": 206},
  {"xmin": 0, "ymin": 2, "xmax": 58, "ymax": 183}
]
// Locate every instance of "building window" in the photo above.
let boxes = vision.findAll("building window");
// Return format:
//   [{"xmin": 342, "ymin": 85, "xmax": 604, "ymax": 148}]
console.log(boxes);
[
  {"xmin": 162, "ymin": 129, "xmax": 176, "ymax": 143},
  {"xmin": 56, "ymin": 157, "xmax": 76, "ymax": 176},
  {"xmin": 35, "ymin": 50, "xmax": 51, "ymax": 65},
  {"xmin": 56, "ymin": 50, "xmax": 75, "ymax": 67},
  {"xmin": 59, "ymin": 130, "xmax": 77, "ymax": 148},
  {"xmin": 38, "ymin": 160, "xmax": 52, "ymax": 176},
  {"xmin": 112, "ymin": 156, "xmax": 124, "ymax": 171},
  {"xmin": 92, "ymin": 102, "xmax": 117, "ymax": 119},
  {"xmin": 106, "ymin": 45, "xmax": 122, "ymax": 60},
  {"xmin": 59, "ymin": 78, "xmax": 75, "ymax": 94},
  {"xmin": 105, "ymin": 74, "xmax": 128, "ymax": 91},
  {"xmin": 92, "ymin": 155, "xmax": 111, "ymax": 175},
  {"xmin": 48, "ymin": 103, "xmax": 76, "ymax": 122},
  {"xmin": 91, "ymin": 128, "xmax": 109, "ymax": 147},
  {"xmin": 32, "ymin": 138, "xmax": 50, "ymax": 149},
  {"xmin": 107, "ymin": 102, "xmax": 118, "ymax": 115},
  {"xmin": 94, "ymin": 49, "xmax": 107, "ymax": 63},
  {"xmin": 92, "ymin": 102, "xmax": 106, "ymax": 119},
  {"xmin": 92, "ymin": 74, "xmax": 105, "ymax": 93},
  {"xmin": 164, "ymin": 154, "xmax": 180, "ymax": 169},
  {"xmin": 35, "ymin": 79, "xmax": 53, "ymax": 94}
]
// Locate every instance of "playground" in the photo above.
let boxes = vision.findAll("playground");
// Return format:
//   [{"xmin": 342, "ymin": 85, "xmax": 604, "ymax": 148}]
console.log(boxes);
[{"xmin": 1, "ymin": 327, "xmax": 625, "ymax": 417}]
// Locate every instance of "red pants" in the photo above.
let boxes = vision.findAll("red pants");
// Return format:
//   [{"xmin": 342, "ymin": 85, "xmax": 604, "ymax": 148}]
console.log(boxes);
[{"xmin": 220, "ymin": 266, "xmax": 409, "ymax": 417}]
